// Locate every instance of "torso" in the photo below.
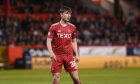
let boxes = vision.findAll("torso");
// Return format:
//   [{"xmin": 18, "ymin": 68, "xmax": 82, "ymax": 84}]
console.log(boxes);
[{"xmin": 48, "ymin": 22, "xmax": 76, "ymax": 56}]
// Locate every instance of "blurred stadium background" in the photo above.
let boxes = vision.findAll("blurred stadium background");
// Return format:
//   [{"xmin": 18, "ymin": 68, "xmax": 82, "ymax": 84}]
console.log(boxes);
[{"xmin": 0, "ymin": 0, "xmax": 140, "ymax": 84}]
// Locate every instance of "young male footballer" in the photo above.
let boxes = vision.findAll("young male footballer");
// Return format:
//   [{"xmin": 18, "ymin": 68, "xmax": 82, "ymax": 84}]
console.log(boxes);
[{"xmin": 47, "ymin": 6, "xmax": 81, "ymax": 84}]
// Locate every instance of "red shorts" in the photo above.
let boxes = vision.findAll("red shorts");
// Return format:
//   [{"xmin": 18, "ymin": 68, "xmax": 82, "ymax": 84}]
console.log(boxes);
[{"xmin": 51, "ymin": 55, "xmax": 77, "ymax": 73}]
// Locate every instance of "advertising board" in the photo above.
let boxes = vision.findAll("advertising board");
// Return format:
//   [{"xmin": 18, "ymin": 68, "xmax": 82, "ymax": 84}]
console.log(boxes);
[{"xmin": 79, "ymin": 46, "xmax": 126, "ymax": 57}]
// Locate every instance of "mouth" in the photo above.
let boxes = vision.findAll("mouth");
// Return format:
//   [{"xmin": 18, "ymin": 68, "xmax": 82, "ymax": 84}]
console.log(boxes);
[{"xmin": 67, "ymin": 18, "xmax": 70, "ymax": 20}]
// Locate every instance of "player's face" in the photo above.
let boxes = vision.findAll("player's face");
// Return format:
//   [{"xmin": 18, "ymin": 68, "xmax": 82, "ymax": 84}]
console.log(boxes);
[{"xmin": 61, "ymin": 11, "xmax": 71, "ymax": 22}]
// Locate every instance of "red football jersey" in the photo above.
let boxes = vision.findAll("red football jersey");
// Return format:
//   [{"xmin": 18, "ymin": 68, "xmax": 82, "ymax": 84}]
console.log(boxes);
[{"xmin": 47, "ymin": 22, "xmax": 76, "ymax": 56}]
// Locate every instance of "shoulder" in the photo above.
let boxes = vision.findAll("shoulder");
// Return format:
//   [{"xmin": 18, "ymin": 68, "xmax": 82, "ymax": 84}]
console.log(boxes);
[
  {"xmin": 68, "ymin": 23, "xmax": 76, "ymax": 31},
  {"xmin": 68, "ymin": 23, "xmax": 76, "ymax": 28},
  {"xmin": 49, "ymin": 22, "xmax": 59, "ymax": 30},
  {"xmin": 51, "ymin": 22, "xmax": 59, "ymax": 27},
  {"xmin": 68, "ymin": 23, "xmax": 77, "ymax": 30}
]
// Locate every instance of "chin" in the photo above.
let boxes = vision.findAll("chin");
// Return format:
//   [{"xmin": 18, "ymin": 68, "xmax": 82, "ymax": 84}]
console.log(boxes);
[
  {"xmin": 66, "ymin": 20, "xmax": 70, "ymax": 22},
  {"xmin": 64, "ymin": 19, "xmax": 70, "ymax": 22}
]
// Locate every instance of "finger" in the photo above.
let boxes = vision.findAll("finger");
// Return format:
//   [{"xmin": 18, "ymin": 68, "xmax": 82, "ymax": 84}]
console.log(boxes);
[
  {"xmin": 75, "ymin": 59, "xmax": 79, "ymax": 63},
  {"xmin": 50, "ymin": 57, "xmax": 55, "ymax": 61},
  {"xmin": 53, "ymin": 56, "xmax": 56, "ymax": 61},
  {"xmin": 50, "ymin": 57, "xmax": 54, "ymax": 61}
]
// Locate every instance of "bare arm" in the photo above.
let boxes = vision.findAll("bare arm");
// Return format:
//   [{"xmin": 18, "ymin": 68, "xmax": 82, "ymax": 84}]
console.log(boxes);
[
  {"xmin": 72, "ymin": 38, "xmax": 80, "ymax": 62},
  {"xmin": 47, "ymin": 38, "xmax": 56, "ymax": 61}
]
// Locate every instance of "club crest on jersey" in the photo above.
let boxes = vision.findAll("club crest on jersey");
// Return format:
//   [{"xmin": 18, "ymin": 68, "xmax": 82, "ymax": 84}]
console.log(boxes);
[
  {"xmin": 57, "ymin": 33, "xmax": 71, "ymax": 38},
  {"xmin": 68, "ymin": 30, "xmax": 71, "ymax": 33}
]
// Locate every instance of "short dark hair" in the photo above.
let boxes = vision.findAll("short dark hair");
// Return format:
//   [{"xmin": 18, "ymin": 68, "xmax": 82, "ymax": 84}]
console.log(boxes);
[{"xmin": 59, "ymin": 6, "xmax": 72, "ymax": 13}]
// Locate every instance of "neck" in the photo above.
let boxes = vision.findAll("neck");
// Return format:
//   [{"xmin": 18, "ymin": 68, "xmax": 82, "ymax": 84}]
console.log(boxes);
[{"xmin": 60, "ymin": 19, "xmax": 68, "ymax": 27}]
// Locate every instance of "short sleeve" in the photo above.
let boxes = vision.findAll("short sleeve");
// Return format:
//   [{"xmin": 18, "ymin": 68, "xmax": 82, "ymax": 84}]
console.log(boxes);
[
  {"xmin": 47, "ymin": 25, "xmax": 55, "ymax": 38},
  {"xmin": 72, "ymin": 27, "xmax": 77, "ymax": 39}
]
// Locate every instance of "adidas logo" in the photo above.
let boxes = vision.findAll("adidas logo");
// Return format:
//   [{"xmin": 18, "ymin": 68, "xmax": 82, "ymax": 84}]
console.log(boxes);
[{"xmin": 58, "ymin": 30, "xmax": 61, "ymax": 32}]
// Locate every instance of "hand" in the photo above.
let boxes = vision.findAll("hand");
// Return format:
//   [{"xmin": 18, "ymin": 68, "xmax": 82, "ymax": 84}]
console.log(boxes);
[
  {"xmin": 50, "ymin": 53, "xmax": 56, "ymax": 61},
  {"xmin": 75, "ymin": 55, "xmax": 80, "ymax": 63}
]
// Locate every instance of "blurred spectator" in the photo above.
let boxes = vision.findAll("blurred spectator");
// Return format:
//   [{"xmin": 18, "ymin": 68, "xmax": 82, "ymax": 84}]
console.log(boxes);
[
  {"xmin": 10, "ymin": 0, "xmax": 93, "ymax": 14},
  {"xmin": 0, "ymin": 0, "xmax": 140, "ymax": 47},
  {"xmin": 0, "ymin": 12, "xmax": 139, "ymax": 46}
]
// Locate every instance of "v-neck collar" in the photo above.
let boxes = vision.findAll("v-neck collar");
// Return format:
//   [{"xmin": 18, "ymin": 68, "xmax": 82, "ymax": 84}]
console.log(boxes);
[{"xmin": 59, "ymin": 21, "xmax": 69, "ymax": 28}]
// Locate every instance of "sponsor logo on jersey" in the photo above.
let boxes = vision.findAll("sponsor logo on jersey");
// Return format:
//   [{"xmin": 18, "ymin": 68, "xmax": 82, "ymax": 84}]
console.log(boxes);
[{"xmin": 57, "ymin": 33, "xmax": 71, "ymax": 38}]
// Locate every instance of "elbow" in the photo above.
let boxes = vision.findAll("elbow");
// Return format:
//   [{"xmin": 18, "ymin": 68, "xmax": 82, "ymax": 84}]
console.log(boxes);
[{"xmin": 47, "ymin": 38, "xmax": 52, "ymax": 45}]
